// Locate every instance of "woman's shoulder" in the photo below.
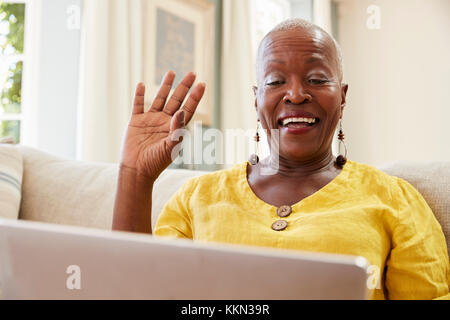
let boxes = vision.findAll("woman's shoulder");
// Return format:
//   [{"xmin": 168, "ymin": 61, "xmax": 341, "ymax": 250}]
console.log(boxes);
[
  {"xmin": 346, "ymin": 159, "xmax": 422, "ymax": 203},
  {"xmin": 179, "ymin": 162, "xmax": 247, "ymax": 192},
  {"xmin": 348, "ymin": 159, "xmax": 398, "ymax": 181}
]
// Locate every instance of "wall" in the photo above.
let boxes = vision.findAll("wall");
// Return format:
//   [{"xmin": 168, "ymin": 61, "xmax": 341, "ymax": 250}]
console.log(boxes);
[{"xmin": 335, "ymin": 0, "xmax": 450, "ymax": 165}]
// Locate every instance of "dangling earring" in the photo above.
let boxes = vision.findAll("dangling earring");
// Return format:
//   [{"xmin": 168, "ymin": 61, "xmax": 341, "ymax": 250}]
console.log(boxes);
[
  {"xmin": 249, "ymin": 120, "xmax": 260, "ymax": 165},
  {"xmin": 336, "ymin": 119, "xmax": 347, "ymax": 168}
]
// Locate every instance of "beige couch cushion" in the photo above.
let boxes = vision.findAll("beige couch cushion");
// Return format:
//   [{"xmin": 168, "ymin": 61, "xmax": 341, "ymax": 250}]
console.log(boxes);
[
  {"xmin": 0, "ymin": 144, "xmax": 22, "ymax": 220},
  {"xmin": 19, "ymin": 146, "xmax": 206, "ymax": 231},
  {"xmin": 19, "ymin": 146, "xmax": 118, "ymax": 229},
  {"xmin": 378, "ymin": 161, "xmax": 450, "ymax": 255}
]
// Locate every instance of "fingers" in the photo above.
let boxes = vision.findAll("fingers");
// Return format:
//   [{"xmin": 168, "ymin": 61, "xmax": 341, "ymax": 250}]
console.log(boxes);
[
  {"xmin": 163, "ymin": 72, "xmax": 196, "ymax": 115},
  {"xmin": 132, "ymin": 83, "xmax": 146, "ymax": 114},
  {"xmin": 145, "ymin": 71, "xmax": 205, "ymax": 125},
  {"xmin": 169, "ymin": 110, "xmax": 185, "ymax": 134},
  {"xmin": 167, "ymin": 110, "xmax": 185, "ymax": 149},
  {"xmin": 150, "ymin": 71, "xmax": 176, "ymax": 112},
  {"xmin": 181, "ymin": 82, "xmax": 206, "ymax": 124}
]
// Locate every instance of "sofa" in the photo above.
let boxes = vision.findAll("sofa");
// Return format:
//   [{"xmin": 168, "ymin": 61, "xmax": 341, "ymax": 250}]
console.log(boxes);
[{"xmin": 0, "ymin": 144, "xmax": 449, "ymax": 257}]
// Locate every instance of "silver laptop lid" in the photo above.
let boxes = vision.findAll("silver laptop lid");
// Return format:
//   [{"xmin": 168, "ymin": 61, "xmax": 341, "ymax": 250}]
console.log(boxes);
[{"xmin": 0, "ymin": 219, "xmax": 369, "ymax": 300}]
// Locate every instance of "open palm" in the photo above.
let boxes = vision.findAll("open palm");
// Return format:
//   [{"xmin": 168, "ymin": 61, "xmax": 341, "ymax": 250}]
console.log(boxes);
[{"xmin": 120, "ymin": 71, "xmax": 205, "ymax": 180}]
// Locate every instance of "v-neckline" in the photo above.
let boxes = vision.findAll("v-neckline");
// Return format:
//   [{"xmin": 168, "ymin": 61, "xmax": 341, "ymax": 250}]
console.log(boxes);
[{"xmin": 241, "ymin": 159, "xmax": 352, "ymax": 212}]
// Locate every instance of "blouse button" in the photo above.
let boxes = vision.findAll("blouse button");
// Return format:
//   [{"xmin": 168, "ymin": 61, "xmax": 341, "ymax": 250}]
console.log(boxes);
[
  {"xmin": 272, "ymin": 220, "xmax": 288, "ymax": 231},
  {"xmin": 277, "ymin": 205, "xmax": 292, "ymax": 218}
]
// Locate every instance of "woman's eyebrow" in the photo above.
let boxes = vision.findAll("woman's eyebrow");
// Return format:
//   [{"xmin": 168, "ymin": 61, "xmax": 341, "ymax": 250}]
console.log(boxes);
[
  {"xmin": 305, "ymin": 56, "xmax": 326, "ymax": 64},
  {"xmin": 267, "ymin": 57, "xmax": 328, "ymax": 66},
  {"xmin": 267, "ymin": 59, "xmax": 286, "ymax": 65}
]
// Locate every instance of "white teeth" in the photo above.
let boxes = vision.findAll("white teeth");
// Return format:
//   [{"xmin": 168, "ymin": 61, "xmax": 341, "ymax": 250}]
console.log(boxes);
[{"xmin": 281, "ymin": 117, "xmax": 316, "ymax": 126}]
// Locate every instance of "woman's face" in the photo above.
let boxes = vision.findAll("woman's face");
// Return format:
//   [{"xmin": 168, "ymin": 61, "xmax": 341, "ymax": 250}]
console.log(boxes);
[{"xmin": 255, "ymin": 28, "xmax": 348, "ymax": 162}]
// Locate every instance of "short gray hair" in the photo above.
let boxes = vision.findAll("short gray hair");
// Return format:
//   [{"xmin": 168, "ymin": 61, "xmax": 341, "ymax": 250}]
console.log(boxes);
[{"xmin": 256, "ymin": 18, "xmax": 344, "ymax": 83}]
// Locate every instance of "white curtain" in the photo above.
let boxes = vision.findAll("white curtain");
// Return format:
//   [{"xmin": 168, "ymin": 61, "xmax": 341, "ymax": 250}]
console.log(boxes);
[
  {"xmin": 77, "ymin": 0, "xmax": 144, "ymax": 163},
  {"xmin": 313, "ymin": 0, "xmax": 333, "ymax": 34},
  {"xmin": 221, "ymin": 0, "xmax": 257, "ymax": 132}
]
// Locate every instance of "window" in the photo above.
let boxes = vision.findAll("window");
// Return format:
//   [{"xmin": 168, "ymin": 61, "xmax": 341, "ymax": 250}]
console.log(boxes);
[
  {"xmin": 251, "ymin": 0, "xmax": 291, "ymax": 57},
  {"xmin": 0, "ymin": 0, "xmax": 27, "ymax": 144},
  {"xmin": 250, "ymin": 0, "xmax": 317, "ymax": 57}
]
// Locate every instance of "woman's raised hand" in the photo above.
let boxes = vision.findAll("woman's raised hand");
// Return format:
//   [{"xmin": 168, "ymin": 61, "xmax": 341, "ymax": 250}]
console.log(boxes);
[{"xmin": 120, "ymin": 71, "xmax": 205, "ymax": 180}]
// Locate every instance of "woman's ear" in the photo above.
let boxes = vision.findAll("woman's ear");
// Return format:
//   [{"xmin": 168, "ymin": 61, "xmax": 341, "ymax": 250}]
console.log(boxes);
[
  {"xmin": 252, "ymin": 85, "xmax": 258, "ymax": 109},
  {"xmin": 340, "ymin": 84, "xmax": 349, "ymax": 119}
]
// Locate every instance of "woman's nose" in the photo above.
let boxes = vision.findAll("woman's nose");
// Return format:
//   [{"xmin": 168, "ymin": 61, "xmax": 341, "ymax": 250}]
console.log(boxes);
[{"xmin": 283, "ymin": 82, "xmax": 312, "ymax": 104}]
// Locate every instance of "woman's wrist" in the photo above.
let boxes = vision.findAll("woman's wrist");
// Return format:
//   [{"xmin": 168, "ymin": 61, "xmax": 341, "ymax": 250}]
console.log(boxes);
[
  {"xmin": 118, "ymin": 163, "xmax": 157, "ymax": 186},
  {"xmin": 113, "ymin": 165, "xmax": 155, "ymax": 234}
]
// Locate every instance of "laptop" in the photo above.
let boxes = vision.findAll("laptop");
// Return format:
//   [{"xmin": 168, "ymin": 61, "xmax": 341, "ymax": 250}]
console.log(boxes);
[{"xmin": 0, "ymin": 219, "xmax": 369, "ymax": 300}]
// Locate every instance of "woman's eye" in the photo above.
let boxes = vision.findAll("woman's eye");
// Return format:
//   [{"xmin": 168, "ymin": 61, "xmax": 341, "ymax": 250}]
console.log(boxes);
[
  {"xmin": 308, "ymin": 79, "xmax": 329, "ymax": 85},
  {"xmin": 266, "ymin": 81, "xmax": 284, "ymax": 86}
]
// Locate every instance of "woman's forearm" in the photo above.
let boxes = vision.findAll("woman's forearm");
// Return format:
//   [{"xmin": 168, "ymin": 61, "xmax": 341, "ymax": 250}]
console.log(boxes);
[{"xmin": 112, "ymin": 166, "xmax": 154, "ymax": 234}]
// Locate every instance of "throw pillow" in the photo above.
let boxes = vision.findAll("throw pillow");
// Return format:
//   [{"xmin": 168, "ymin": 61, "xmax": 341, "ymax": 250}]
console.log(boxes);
[{"xmin": 0, "ymin": 144, "xmax": 23, "ymax": 219}]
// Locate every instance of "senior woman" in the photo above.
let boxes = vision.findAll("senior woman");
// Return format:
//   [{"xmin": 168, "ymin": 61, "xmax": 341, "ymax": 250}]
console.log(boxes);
[{"xmin": 112, "ymin": 19, "xmax": 449, "ymax": 300}]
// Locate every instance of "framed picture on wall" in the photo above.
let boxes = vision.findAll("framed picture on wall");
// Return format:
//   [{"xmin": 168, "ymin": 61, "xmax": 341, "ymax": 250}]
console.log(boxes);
[{"xmin": 143, "ymin": 0, "xmax": 216, "ymax": 127}]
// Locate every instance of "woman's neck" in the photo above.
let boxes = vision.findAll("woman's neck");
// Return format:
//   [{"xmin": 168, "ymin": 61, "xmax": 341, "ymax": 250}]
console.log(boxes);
[{"xmin": 261, "ymin": 149, "xmax": 337, "ymax": 179}]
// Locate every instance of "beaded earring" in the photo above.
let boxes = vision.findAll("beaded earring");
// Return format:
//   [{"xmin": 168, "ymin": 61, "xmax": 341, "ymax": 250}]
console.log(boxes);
[
  {"xmin": 336, "ymin": 119, "xmax": 347, "ymax": 168},
  {"xmin": 249, "ymin": 120, "xmax": 260, "ymax": 165}
]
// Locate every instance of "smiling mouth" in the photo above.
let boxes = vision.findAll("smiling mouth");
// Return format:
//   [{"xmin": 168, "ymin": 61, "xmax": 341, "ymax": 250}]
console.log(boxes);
[{"xmin": 278, "ymin": 117, "xmax": 320, "ymax": 129}]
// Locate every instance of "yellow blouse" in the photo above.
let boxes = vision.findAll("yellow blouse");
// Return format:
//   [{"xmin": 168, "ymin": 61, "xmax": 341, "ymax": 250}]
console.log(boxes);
[{"xmin": 154, "ymin": 160, "xmax": 450, "ymax": 300}]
